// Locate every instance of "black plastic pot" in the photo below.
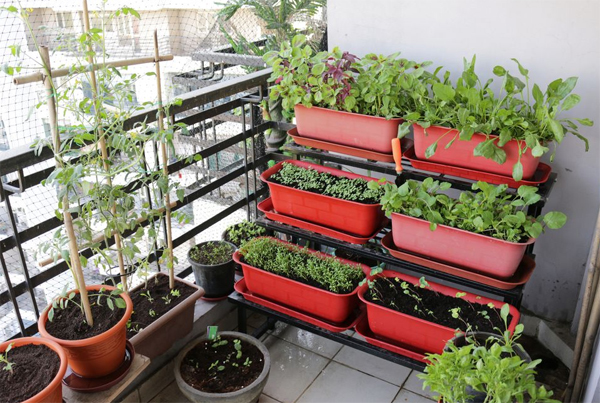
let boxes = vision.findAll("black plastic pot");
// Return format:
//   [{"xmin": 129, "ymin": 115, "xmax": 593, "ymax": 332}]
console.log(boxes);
[
  {"xmin": 222, "ymin": 229, "xmax": 243, "ymax": 276},
  {"xmin": 188, "ymin": 241, "xmax": 237, "ymax": 298},
  {"xmin": 445, "ymin": 332, "xmax": 532, "ymax": 403}
]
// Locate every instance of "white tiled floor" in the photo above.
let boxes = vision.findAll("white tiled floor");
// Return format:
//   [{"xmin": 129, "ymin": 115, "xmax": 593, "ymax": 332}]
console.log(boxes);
[{"xmin": 148, "ymin": 314, "xmax": 436, "ymax": 403}]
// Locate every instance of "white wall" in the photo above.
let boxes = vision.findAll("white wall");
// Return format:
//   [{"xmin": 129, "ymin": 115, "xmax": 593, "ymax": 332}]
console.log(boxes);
[{"xmin": 328, "ymin": 0, "xmax": 600, "ymax": 323}]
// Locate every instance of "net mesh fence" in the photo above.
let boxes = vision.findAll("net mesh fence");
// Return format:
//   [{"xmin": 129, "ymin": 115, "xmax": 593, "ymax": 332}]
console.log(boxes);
[{"xmin": 0, "ymin": 0, "xmax": 326, "ymax": 340}]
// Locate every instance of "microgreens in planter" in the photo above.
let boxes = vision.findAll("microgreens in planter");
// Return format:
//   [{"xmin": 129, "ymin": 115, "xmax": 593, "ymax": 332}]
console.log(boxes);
[
  {"xmin": 224, "ymin": 220, "xmax": 267, "ymax": 248},
  {"xmin": 399, "ymin": 56, "xmax": 593, "ymax": 180}
]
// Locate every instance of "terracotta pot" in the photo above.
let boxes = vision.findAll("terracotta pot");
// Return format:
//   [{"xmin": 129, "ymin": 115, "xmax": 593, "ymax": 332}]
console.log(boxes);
[
  {"xmin": 413, "ymin": 124, "xmax": 540, "ymax": 179},
  {"xmin": 174, "ymin": 331, "xmax": 271, "ymax": 403},
  {"xmin": 233, "ymin": 237, "xmax": 369, "ymax": 323},
  {"xmin": 129, "ymin": 273, "xmax": 204, "ymax": 359},
  {"xmin": 0, "ymin": 337, "xmax": 68, "ymax": 403},
  {"xmin": 261, "ymin": 160, "xmax": 386, "ymax": 237},
  {"xmin": 38, "ymin": 284, "xmax": 133, "ymax": 378},
  {"xmin": 391, "ymin": 212, "xmax": 534, "ymax": 279},
  {"xmin": 295, "ymin": 105, "xmax": 402, "ymax": 154},
  {"xmin": 357, "ymin": 270, "xmax": 521, "ymax": 354}
]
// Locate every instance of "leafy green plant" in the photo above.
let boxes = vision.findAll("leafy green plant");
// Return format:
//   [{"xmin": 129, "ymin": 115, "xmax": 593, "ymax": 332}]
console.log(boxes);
[
  {"xmin": 420, "ymin": 307, "xmax": 559, "ymax": 403},
  {"xmin": 269, "ymin": 162, "xmax": 383, "ymax": 204},
  {"xmin": 371, "ymin": 177, "xmax": 566, "ymax": 242},
  {"xmin": 47, "ymin": 285, "xmax": 127, "ymax": 323},
  {"xmin": 224, "ymin": 220, "xmax": 267, "ymax": 247},
  {"xmin": 218, "ymin": 0, "xmax": 326, "ymax": 59},
  {"xmin": 189, "ymin": 241, "xmax": 234, "ymax": 265},
  {"xmin": 239, "ymin": 237, "xmax": 365, "ymax": 294},
  {"xmin": 399, "ymin": 56, "xmax": 593, "ymax": 181},
  {"xmin": 0, "ymin": 343, "xmax": 14, "ymax": 373},
  {"xmin": 264, "ymin": 35, "xmax": 430, "ymax": 120}
]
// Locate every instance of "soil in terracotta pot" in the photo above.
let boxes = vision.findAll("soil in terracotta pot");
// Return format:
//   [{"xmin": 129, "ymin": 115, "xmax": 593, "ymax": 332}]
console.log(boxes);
[
  {"xmin": 127, "ymin": 275, "xmax": 197, "ymax": 339},
  {"xmin": 364, "ymin": 278, "xmax": 512, "ymax": 331},
  {"xmin": 0, "ymin": 344, "xmax": 60, "ymax": 402},
  {"xmin": 268, "ymin": 163, "xmax": 382, "ymax": 204},
  {"xmin": 45, "ymin": 290, "xmax": 127, "ymax": 340},
  {"xmin": 180, "ymin": 335, "xmax": 264, "ymax": 393}
]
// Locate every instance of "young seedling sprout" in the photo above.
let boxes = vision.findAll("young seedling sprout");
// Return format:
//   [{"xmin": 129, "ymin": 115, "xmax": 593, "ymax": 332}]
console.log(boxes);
[
  {"xmin": 47, "ymin": 285, "xmax": 126, "ymax": 323},
  {"xmin": 0, "ymin": 343, "xmax": 14, "ymax": 373}
]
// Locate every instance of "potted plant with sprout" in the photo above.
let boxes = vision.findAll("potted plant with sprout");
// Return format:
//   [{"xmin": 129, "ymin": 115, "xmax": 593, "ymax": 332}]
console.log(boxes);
[
  {"xmin": 0, "ymin": 337, "xmax": 68, "ymax": 403},
  {"xmin": 174, "ymin": 326, "xmax": 271, "ymax": 403},
  {"xmin": 420, "ymin": 310, "xmax": 559, "ymax": 403},
  {"xmin": 188, "ymin": 240, "xmax": 237, "ymax": 299}
]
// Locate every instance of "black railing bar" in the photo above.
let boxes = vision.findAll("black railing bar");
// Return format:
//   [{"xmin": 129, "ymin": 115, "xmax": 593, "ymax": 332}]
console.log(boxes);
[
  {"xmin": 174, "ymin": 98, "xmax": 242, "ymax": 127},
  {"xmin": 0, "ymin": 162, "xmax": 270, "ymax": 307},
  {"xmin": 0, "ymin": 182, "xmax": 40, "ymax": 317},
  {"xmin": 242, "ymin": 100, "xmax": 251, "ymax": 221},
  {"xmin": 0, "ymin": 245, "xmax": 27, "ymax": 337},
  {"xmin": 0, "ymin": 70, "xmax": 272, "ymax": 176},
  {"xmin": 122, "ymin": 69, "xmax": 272, "ymax": 132},
  {"xmin": 0, "ymin": 125, "xmax": 271, "ymax": 252},
  {"xmin": 250, "ymin": 104, "xmax": 259, "ymax": 219}
]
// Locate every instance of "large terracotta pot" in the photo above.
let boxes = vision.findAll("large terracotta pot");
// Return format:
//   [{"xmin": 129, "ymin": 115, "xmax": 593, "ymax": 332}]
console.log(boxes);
[
  {"xmin": 38, "ymin": 284, "xmax": 133, "ymax": 378},
  {"xmin": 0, "ymin": 337, "xmax": 68, "ymax": 403}
]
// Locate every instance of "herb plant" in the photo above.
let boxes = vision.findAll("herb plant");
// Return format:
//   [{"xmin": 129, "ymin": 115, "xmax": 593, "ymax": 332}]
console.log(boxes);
[
  {"xmin": 264, "ymin": 35, "xmax": 430, "ymax": 120},
  {"xmin": 269, "ymin": 162, "xmax": 383, "ymax": 204},
  {"xmin": 224, "ymin": 221, "xmax": 267, "ymax": 247},
  {"xmin": 239, "ymin": 237, "xmax": 365, "ymax": 294},
  {"xmin": 420, "ymin": 308, "xmax": 559, "ymax": 403},
  {"xmin": 189, "ymin": 241, "xmax": 234, "ymax": 265},
  {"xmin": 399, "ymin": 56, "xmax": 593, "ymax": 181},
  {"xmin": 371, "ymin": 178, "xmax": 567, "ymax": 242}
]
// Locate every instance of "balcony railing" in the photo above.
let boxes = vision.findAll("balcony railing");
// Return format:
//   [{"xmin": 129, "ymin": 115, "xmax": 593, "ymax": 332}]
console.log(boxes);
[{"xmin": 0, "ymin": 68, "xmax": 275, "ymax": 341}]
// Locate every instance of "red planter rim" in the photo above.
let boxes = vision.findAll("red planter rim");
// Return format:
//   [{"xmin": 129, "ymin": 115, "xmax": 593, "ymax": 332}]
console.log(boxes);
[
  {"xmin": 296, "ymin": 105, "xmax": 404, "ymax": 122},
  {"xmin": 233, "ymin": 237, "xmax": 369, "ymax": 297},
  {"xmin": 260, "ymin": 160, "xmax": 383, "ymax": 208},
  {"xmin": 358, "ymin": 270, "xmax": 520, "ymax": 334},
  {"xmin": 414, "ymin": 123, "xmax": 533, "ymax": 145},
  {"xmin": 391, "ymin": 212, "xmax": 536, "ymax": 246},
  {"xmin": 38, "ymin": 284, "xmax": 133, "ymax": 345}
]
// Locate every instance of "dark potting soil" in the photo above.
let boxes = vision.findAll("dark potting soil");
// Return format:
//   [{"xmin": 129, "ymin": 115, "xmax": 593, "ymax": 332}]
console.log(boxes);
[
  {"xmin": 364, "ymin": 278, "xmax": 512, "ymax": 332},
  {"xmin": 45, "ymin": 290, "xmax": 126, "ymax": 340},
  {"xmin": 0, "ymin": 344, "xmax": 60, "ymax": 403},
  {"xmin": 127, "ymin": 275, "xmax": 197, "ymax": 339},
  {"xmin": 180, "ymin": 335, "xmax": 264, "ymax": 394}
]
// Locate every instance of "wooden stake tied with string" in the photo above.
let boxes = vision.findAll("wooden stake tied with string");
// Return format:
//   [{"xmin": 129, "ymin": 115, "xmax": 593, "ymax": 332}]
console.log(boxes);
[
  {"xmin": 153, "ymin": 30, "xmax": 176, "ymax": 289},
  {"xmin": 39, "ymin": 46, "xmax": 94, "ymax": 326},
  {"xmin": 82, "ymin": 0, "xmax": 128, "ymax": 292}
]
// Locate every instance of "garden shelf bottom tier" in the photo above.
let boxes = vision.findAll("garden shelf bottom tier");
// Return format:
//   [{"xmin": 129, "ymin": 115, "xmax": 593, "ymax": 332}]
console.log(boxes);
[{"xmin": 358, "ymin": 271, "xmax": 521, "ymax": 354}]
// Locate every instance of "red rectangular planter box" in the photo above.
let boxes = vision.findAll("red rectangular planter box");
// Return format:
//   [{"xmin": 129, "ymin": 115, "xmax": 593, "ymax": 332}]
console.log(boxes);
[
  {"xmin": 261, "ymin": 160, "xmax": 386, "ymax": 237},
  {"xmin": 295, "ymin": 105, "xmax": 402, "ymax": 154},
  {"xmin": 129, "ymin": 273, "xmax": 204, "ymax": 359},
  {"xmin": 233, "ymin": 237, "xmax": 369, "ymax": 323},
  {"xmin": 392, "ymin": 212, "xmax": 534, "ymax": 279},
  {"xmin": 358, "ymin": 270, "xmax": 521, "ymax": 354},
  {"xmin": 413, "ymin": 124, "xmax": 540, "ymax": 179}
]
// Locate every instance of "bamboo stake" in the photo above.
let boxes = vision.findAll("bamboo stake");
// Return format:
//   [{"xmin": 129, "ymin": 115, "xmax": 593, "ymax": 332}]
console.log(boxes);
[
  {"xmin": 565, "ymin": 210, "xmax": 600, "ymax": 402},
  {"xmin": 82, "ymin": 0, "xmax": 127, "ymax": 292},
  {"xmin": 37, "ymin": 201, "xmax": 177, "ymax": 267},
  {"xmin": 40, "ymin": 46, "xmax": 94, "ymax": 326},
  {"xmin": 153, "ymin": 30, "xmax": 175, "ymax": 290},
  {"xmin": 13, "ymin": 55, "xmax": 174, "ymax": 85}
]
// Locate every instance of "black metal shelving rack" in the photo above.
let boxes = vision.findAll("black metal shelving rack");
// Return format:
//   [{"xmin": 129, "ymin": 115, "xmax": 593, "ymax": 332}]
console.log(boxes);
[{"xmin": 228, "ymin": 140, "xmax": 558, "ymax": 370}]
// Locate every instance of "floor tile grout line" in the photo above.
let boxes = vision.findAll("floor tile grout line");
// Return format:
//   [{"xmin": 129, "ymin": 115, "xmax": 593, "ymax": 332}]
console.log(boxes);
[
  {"xmin": 293, "ymin": 358, "xmax": 334, "ymax": 403},
  {"xmin": 262, "ymin": 391, "xmax": 284, "ymax": 403},
  {"xmin": 332, "ymin": 359, "xmax": 406, "ymax": 389}
]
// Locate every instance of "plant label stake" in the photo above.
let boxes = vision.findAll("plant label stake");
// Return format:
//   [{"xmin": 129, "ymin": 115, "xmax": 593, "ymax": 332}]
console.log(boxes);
[
  {"xmin": 39, "ymin": 46, "xmax": 94, "ymax": 326},
  {"xmin": 153, "ymin": 30, "xmax": 176, "ymax": 290},
  {"xmin": 82, "ymin": 0, "xmax": 128, "ymax": 292}
]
